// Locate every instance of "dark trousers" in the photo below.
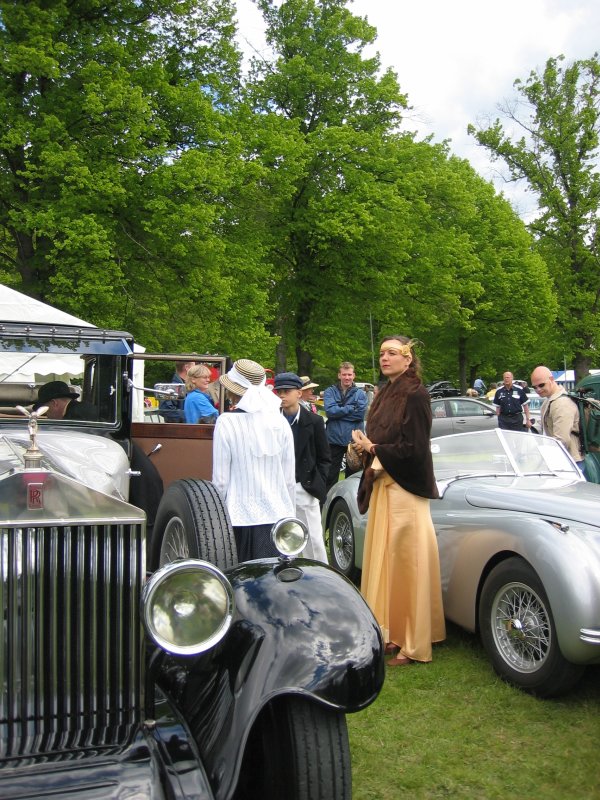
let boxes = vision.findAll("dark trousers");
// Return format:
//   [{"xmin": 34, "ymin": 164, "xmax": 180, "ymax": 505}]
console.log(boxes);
[
  {"xmin": 498, "ymin": 413, "xmax": 523, "ymax": 431},
  {"xmin": 234, "ymin": 523, "xmax": 278, "ymax": 561},
  {"xmin": 326, "ymin": 442, "xmax": 361, "ymax": 492}
]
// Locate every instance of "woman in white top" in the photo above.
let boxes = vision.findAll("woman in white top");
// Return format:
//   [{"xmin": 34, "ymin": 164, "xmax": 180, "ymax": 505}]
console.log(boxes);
[{"xmin": 212, "ymin": 359, "xmax": 296, "ymax": 560}]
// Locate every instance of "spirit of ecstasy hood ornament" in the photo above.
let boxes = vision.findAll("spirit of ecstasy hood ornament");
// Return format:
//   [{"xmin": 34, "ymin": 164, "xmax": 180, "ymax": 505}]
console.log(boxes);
[{"xmin": 16, "ymin": 405, "xmax": 49, "ymax": 469}]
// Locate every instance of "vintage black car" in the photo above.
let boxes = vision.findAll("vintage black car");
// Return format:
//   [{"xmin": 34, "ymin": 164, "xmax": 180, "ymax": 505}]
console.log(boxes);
[
  {"xmin": 426, "ymin": 380, "xmax": 461, "ymax": 399},
  {"xmin": 0, "ymin": 319, "xmax": 384, "ymax": 799}
]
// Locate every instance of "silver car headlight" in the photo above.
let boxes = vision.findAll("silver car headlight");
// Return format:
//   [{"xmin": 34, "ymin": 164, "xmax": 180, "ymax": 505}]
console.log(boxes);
[
  {"xmin": 271, "ymin": 517, "xmax": 308, "ymax": 558},
  {"xmin": 142, "ymin": 559, "xmax": 235, "ymax": 655}
]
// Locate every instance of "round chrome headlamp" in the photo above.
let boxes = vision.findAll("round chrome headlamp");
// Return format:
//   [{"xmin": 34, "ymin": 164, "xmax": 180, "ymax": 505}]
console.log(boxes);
[
  {"xmin": 142, "ymin": 559, "xmax": 235, "ymax": 656},
  {"xmin": 271, "ymin": 517, "xmax": 308, "ymax": 558}
]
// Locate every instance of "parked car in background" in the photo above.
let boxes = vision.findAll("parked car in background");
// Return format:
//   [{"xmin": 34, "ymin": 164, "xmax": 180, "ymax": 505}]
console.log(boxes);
[
  {"xmin": 526, "ymin": 394, "xmax": 544, "ymax": 414},
  {"xmin": 426, "ymin": 380, "xmax": 461, "ymax": 398},
  {"xmin": 526, "ymin": 393, "xmax": 543, "ymax": 433},
  {"xmin": 323, "ymin": 429, "xmax": 600, "ymax": 697},
  {"xmin": 431, "ymin": 396, "xmax": 497, "ymax": 436},
  {"xmin": 0, "ymin": 319, "xmax": 384, "ymax": 799}
]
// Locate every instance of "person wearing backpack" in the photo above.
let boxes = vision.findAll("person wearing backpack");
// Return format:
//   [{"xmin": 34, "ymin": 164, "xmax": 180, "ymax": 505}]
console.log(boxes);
[{"xmin": 530, "ymin": 366, "xmax": 584, "ymax": 470}]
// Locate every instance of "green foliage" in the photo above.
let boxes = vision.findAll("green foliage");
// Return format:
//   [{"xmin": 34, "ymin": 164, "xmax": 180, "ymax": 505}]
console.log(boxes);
[
  {"xmin": 469, "ymin": 54, "xmax": 600, "ymax": 380},
  {"xmin": 243, "ymin": 0, "xmax": 549, "ymax": 385},
  {"xmin": 402, "ymin": 153, "xmax": 556, "ymax": 386},
  {"xmin": 0, "ymin": 0, "xmax": 568, "ymax": 383},
  {"xmin": 0, "ymin": 0, "xmax": 276, "ymax": 356}
]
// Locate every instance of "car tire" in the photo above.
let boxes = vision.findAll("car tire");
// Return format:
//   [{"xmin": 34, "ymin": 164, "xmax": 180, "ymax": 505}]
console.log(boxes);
[
  {"xmin": 329, "ymin": 500, "xmax": 359, "ymax": 581},
  {"xmin": 150, "ymin": 478, "xmax": 237, "ymax": 571},
  {"xmin": 235, "ymin": 696, "xmax": 351, "ymax": 800},
  {"xmin": 479, "ymin": 558, "xmax": 584, "ymax": 697}
]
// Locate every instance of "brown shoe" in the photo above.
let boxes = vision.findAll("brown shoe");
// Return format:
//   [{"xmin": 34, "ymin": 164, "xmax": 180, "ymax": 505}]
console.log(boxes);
[
  {"xmin": 384, "ymin": 643, "xmax": 400, "ymax": 655},
  {"xmin": 387, "ymin": 655, "xmax": 412, "ymax": 667}
]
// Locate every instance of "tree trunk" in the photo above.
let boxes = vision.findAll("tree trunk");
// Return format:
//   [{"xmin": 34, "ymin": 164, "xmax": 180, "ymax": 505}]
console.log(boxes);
[
  {"xmin": 295, "ymin": 345, "xmax": 313, "ymax": 377},
  {"xmin": 573, "ymin": 352, "xmax": 592, "ymax": 385},
  {"xmin": 274, "ymin": 339, "xmax": 287, "ymax": 373},
  {"xmin": 457, "ymin": 336, "xmax": 467, "ymax": 394}
]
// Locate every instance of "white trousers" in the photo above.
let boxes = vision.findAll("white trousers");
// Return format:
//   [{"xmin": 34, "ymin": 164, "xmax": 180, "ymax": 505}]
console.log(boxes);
[{"xmin": 295, "ymin": 483, "xmax": 328, "ymax": 563}]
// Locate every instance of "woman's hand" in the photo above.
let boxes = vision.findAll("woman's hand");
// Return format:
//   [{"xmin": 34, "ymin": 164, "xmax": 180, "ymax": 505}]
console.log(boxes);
[{"xmin": 352, "ymin": 429, "xmax": 373, "ymax": 454}]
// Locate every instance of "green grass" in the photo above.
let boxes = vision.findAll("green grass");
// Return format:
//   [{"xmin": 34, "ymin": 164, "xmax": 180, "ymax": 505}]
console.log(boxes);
[{"xmin": 348, "ymin": 623, "xmax": 600, "ymax": 799}]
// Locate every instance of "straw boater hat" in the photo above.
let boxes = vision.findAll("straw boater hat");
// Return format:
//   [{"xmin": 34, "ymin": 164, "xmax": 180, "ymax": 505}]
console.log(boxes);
[
  {"xmin": 219, "ymin": 359, "xmax": 266, "ymax": 396},
  {"xmin": 300, "ymin": 376, "xmax": 319, "ymax": 390}
]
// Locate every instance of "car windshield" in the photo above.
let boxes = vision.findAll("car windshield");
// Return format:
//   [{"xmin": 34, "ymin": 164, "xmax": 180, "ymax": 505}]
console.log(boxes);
[
  {"xmin": 430, "ymin": 429, "xmax": 579, "ymax": 481},
  {"xmin": 0, "ymin": 351, "xmax": 119, "ymax": 425}
]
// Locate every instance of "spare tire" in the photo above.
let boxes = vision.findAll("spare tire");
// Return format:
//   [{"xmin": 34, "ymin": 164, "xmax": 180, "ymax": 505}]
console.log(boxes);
[{"xmin": 150, "ymin": 478, "xmax": 237, "ymax": 571}]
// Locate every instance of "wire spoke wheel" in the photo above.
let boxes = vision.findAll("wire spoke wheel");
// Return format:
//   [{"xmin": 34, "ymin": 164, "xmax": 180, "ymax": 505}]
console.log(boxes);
[
  {"xmin": 150, "ymin": 479, "xmax": 237, "ymax": 571},
  {"xmin": 160, "ymin": 515, "xmax": 189, "ymax": 564},
  {"xmin": 332, "ymin": 514, "xmax": 353, "ymax": 572},
  {"xmin": 328, "ymin": 501, "xmax": 357, "ymax": 579},
  {"xmin": 479, "ymin": 557, "xmax": 584, "ymax": 696},
  {"xmin": 491, "ymin": 582, "xmax": 551, "ymax": 672}
]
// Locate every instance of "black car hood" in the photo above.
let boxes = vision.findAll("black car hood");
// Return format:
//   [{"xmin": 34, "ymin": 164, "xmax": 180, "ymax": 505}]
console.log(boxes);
[{"xmin": 464, "ymin": 479, "xmax": 600, "ymax": 528}]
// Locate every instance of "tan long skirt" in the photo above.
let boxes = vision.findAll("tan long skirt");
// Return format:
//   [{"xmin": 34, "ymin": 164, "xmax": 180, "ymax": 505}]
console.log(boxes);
[{"xmin": 360, "ymin": 473, "xmax": 446, "ymax": 662}]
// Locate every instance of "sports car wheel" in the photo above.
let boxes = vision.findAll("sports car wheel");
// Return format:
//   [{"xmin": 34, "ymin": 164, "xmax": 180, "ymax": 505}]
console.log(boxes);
[
  {"xmin": 329, "ymin": 500, "xmax": 358, "ymax": 580},
  {"xmin": 234, "ymin": 696, "xmax": 351, "ymax": 800},
  {"xmin": 150, "ymin": 479, "xmax": 237, "ymax": 571},
  {"xmin": 479, "ymin": 558, "xmax": 584, "ymax": 697}
]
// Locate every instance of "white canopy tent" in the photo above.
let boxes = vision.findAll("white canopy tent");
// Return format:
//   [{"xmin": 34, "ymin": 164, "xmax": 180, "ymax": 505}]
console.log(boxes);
[
  {"xmin": 0, "ymin": 285, "xmax": 95, "ymax": 327},
  {"xmin": 0, "ymin": 284, "xmax": 146, "ymax": 419},
  {"xmin": 0, "ymin": 285, "xmax": 94, "ymax": 383}
]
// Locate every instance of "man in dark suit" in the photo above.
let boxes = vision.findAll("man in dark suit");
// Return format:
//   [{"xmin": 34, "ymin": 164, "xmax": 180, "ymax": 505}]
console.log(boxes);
[{"xmin": 274, "ymin": 372, "xmax": 331, "ymax": 562}]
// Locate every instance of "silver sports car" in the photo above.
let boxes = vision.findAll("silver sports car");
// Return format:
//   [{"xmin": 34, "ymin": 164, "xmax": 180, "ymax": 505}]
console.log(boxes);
[{"xmin": 322, "ymin": 429, "xmax": 600, "ymax": 697}]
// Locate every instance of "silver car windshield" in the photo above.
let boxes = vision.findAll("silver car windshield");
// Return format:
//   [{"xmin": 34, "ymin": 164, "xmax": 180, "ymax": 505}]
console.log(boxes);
[{"xmin": 430, "ymin": 429, "xmax": 580, "ymax": 481}]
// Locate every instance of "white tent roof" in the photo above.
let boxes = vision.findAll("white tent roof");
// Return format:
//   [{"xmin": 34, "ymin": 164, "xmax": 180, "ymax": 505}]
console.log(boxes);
[
  {"xmin": 0, "ymin": 284, "xmax": 94, "ymax": 327},
  {"xmin": 0, "ymin": 285, "xmax": 94, "ymax": 382},
  {"xmin": 0, "ymin": 284, "xmax": 146, "ymax": 420}
]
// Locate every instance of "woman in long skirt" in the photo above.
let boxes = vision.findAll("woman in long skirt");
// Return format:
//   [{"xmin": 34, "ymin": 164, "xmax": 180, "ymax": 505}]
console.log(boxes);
[{"xmin": 352, "ymin": 336, "xmax": 445, "ymax": 665}]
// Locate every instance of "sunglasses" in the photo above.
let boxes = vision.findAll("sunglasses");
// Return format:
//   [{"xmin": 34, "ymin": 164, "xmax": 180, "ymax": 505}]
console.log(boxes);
[{"xmin": 533, "ymin": 382, "xmax": 547, "ymax": 390}]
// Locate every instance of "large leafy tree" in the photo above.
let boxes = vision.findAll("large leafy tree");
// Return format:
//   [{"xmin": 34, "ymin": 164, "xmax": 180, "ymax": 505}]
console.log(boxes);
[
  {"xmin": 468, "ymin": 54, "xmax": 600, "ymax": 380},
  {"xmin": 243, "ymin": 0, "xmax": 550, "ymax": 385},
  {"xmin": 402, "ymin": 153, "xmax": 555, "ymax": 388},
  {"xmin": 341, "ymin": 140, "xmax": 555, "ymax": 390},
  {"xmin": 0, "ymin": 0, "xmax": 277, "ymax": 357},
  {"xmin": 245, "ymin": 0, "xmax": 410, "ymax": 374}
]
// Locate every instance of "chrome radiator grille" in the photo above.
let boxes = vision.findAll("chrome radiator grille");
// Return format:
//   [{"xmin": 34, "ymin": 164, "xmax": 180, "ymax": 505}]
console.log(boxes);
[{"xmin": 0, "ymin": 522, "xmax": 144, "ymax": 758}]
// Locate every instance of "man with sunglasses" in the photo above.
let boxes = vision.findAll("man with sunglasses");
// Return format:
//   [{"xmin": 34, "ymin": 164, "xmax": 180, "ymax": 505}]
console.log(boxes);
[
  {"xmin": 493, "ymin": 371, "xmax": 532, "ymax": 431},
  {"xmin": 530, "ymin": 365, "xmax": 583, "ymax": 468}
]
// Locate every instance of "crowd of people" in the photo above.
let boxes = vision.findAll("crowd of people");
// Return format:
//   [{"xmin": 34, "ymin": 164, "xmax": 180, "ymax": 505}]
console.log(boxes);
[
  {"xmin": 209, "ymin": 341, "xmax": 447, "ymax": 669},
  {"xmin": 34, "ymin": 345, "xmax": 586, "ymax": 672}
]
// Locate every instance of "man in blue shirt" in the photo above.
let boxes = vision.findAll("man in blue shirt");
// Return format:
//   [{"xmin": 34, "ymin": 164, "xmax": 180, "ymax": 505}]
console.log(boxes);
[
  {"xmin": 324, "ymin": 361, "xmax": 368, "ymax": 491},
  {"xmin": 493, "ymin": 371, "xmax": 531, "ymax": 431},
  {"xmin": 473, "ymin": 376, "xmax": 487, "ymax": 396}
]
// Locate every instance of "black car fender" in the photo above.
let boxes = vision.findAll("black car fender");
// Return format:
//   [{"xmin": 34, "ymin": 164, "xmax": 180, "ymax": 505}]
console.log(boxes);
[{"xmin": 154, "ymin": 559, "xmax": 384, "ymax": 800}]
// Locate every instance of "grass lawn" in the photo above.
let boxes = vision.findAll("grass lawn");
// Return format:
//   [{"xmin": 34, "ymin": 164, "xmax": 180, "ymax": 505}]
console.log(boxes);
[{"xmin": 348, "ymin": 623, "xmax": 600, "ymax": 799}]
